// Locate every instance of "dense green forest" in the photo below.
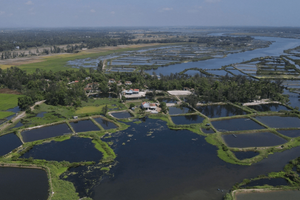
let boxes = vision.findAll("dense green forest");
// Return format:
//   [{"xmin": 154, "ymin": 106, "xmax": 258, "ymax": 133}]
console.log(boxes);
[{"xmin": 0, "ymin": 66, "xmax": 288, "ymax": 110}]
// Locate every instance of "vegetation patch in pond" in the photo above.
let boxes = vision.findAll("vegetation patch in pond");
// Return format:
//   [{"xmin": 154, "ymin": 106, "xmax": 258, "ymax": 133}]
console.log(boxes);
[
  {"xmin": 235, "ymin": 190, "xmax": 300, "ymax": 200},
  {"xmin": 248, "ymin": 103, "xmax": 290, "ymax": 112},
  {"xmin": 0, "ymin": 167, "xmax": 49, "ymax": 200},
  {"xmin": 0, "ymin": 133, "xmax": 22, "ymax": 156},
  {"xmin": 222, "ymin": 132, "xmax": 286, "ymax": 148},
  {"xmin": 171, "ymin": 115, "xmax": 204, "ymax": 125},
  {"xmin": 255, "ymin": 116, "xmax": 300, "ymax": 128},
  {"xmin": 94, "ymin": 117, "xmax": 117, "ymax": 130},
  {"xmin": 168, "ymin": 106, "xmax": 194, "ymax": 115},
  {"xmin": 212, "ymin": 118, "xmax": 264, "ymax": 132},
  {"xmin": 234, "ymin": 151, "xmax": 259, "ymax": 160},
  {"xmin": 196, "ymin": 104, "xmax": 247, "ymax": 118},
  {"xmin": 21, "ymin": 137, "xmax": 103, "ymax": 162},
  {"xmin": 111, "ymin": 111, "xmax": 133, "ymax": 119},
  {"xmin": 21, "ymin": 123, "xmax": 72, "ymax": 142},
  {"xmin": 70, "ymin": 120, "xmax": 100, "ymax": 133},
  {"xmin": 277, "ymin": 129, "xmax": 300, "ymax": 138},
  {"xmin": 240, "ymin": 178, "xmax": 289, "ymax": 188}
]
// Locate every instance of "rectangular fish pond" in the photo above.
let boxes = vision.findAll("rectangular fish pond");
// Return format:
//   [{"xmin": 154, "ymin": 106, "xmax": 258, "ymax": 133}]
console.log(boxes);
[
  {"xmin": 21, "ymin": 137, "xmax": 103, "ymax": 162},
  {"xmin": 21, "ymin": 123, "xmax": 72, "ymax": 142},
  {"xmin": 0, "ymin": 167, "xmax": 49, "ymax": 200},
  {"xmin": 212, "ymin": 118, "xmax": 265, "ymax": 132},
  {"xmin": 168, "ymin": 106, "xmax": 195, "ymax": 115},
  {"xmin": 196, "ymin": 104, "xmax": 247, "ymax": 118},
  {"xmin": 93, "ymin": 117, "xmax": 117, "ymax": 130},
  {"xmin": 277, "ymin": 129, "xmax": 300, "ymax": 138},
  {"xmin": 171, "ymin": 115, "xmax": 204, "ymax": 125},
  {"xmin": 0, "ymin": 133, "xmax": 22, "ymax": 156},
  {"xmin": 70, "ymin": 120, "xmax": 100, "ymax": 133},
  {"xmin": 255, "ymin": 116, "xmax": 300, "ymax": 128},
  {"xmin": 235, "ymin": 190, "xmax": 300, "ymax": 200},
  {"xmin": 248, "ymin": 103, "xmax": 291, "ymax": 112},
  {"xmin": 111, "ymin": 111, "xmax": 133, "ymax": 119},
  {"xmin": 222, "ymin": 132, "xmax": 286, "ymax": 148}
]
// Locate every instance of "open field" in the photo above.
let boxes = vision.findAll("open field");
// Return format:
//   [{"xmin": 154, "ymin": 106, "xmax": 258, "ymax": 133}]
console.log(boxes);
[
  {"xmin": 0, "ymin": 43, "xmax": 175, "ymax": 73},
  {"xmin": 0, "ymin": 93, "xmax": 22, "ymax": 110},
  {"xmin": 0, "ymin": 111, "xmax": 15, "ymax": 119}
]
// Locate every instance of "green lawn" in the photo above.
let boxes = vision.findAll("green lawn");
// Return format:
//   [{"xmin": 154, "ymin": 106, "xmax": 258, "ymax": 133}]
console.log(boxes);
[
  {"xmin": 0, "ymin": 111, "xmax": 15, "ymax": 119},
  {"xmin": 0, "ymin": 93, "xmax": 23, "ymax": 110}
]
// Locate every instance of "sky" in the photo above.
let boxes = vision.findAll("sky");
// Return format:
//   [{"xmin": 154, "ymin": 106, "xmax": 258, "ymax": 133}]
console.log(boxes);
[{"xmin": 0, "ymin": 0, "xmax": 299, "ymax": 28}]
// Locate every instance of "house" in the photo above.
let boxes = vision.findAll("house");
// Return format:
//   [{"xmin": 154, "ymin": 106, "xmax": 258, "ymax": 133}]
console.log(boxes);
[
  {"xmin": 141, "ymin": 102, "xmax": 150, "ymax": 109},
  {"xmin": 141, "ymin": 102, "xmax": 157, "ymax": 111},
  {"xmin": 122, "ymin": 90, "xmax": 133, "ymax": 95},
  {"xmin": 133, "ymin": 89, "xmax": 139, "ymax": 94},
  {"xmin": 108, "ymin": 79, "xmax": 115, "ymax": 84},
  {"xmin": 125, "ymin": 81, "xmax": 132, "ymax": 85},
  {"xmin": 183, "ymin": 87, "xmax": 190, "ymax": 91},
  {"xmin": 117, "ymin": 81, "xmax": 122, "ymax": 86}
]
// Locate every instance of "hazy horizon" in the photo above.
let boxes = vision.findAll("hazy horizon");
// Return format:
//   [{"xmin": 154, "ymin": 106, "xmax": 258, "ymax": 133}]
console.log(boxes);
[{"xmin": 0, "ymin": 0, "xmax": 299, "ymax": 28}]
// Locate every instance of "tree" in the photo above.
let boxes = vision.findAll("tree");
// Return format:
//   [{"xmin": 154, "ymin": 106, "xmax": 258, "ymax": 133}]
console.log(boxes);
[
  {"xmin": 129, "ymin": 103, "xmax": 135, "ymax": 109},
  {"xmin": 121, "ymin": 95, "xmax": 126, "ymax": 102},
  {"xmin": 159, "ymin": 102, "xmax": 168, "ymax": 114},
  {"xmin": 18, "ymin": 96, "xmax": 34, "ymax": 110},
  {"xmin": 102, "ymin": 104, "xmax": 108, "ymax": 115},
  {"xmin": 97, "ymin": 60, "xmax": 103, "ymax": 72}
]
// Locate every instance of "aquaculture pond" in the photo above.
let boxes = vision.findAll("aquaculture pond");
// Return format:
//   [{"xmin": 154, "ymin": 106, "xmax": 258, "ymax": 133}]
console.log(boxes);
[
  {"xmin": 21, "ymin": 137, "xmax": 103, "ymax": 162},
  {"xmin": 145, "ymin": 36, "xmax": 300, "ymax": 76},
  {"xmin": 201, "ymin": 128, "xmax": 215, "ymax": 134},
  {"xmin": 234, "ymin": 151, "xmax": 259, "ymax": 160},
  {"xmin": 277, "ymin": 129, "xmax": 300, "ymax": 138},
  {"xmin": 168, "ymin": 106, "xmax": 194, "ymax": 115},
  {"xmin": 6, "ymin": 106, "xmax": 21, "ymax": 113},
  {"xmin": 111, "ymin": 111, "xmax": 133, "ymax": 119},
  {"xmin": 255, "ymin": 116, "xmax": 300, "ymax": 128},
  {"xmin": 21, "ymin": 123, "xmax": 72, "ymax": 142},
  {"xmin": 11, "ymin": 121, "xmax": 24, "ymax": 129},
  {"xmin": 157, "ymin": 98, "xmax": 177, "ymax": 103},
  {"xmin": 70, "ymin": 120, "xmax": 100, "ymax": 133},
  {"xmin": 36, "ymin": 111, "xmax": 47, "ymax": 117},
  {"xmin": 283, "ymin": 89, "xmax": 300, "ymax": 111},
  {"xmin": 196, "ymin": 104, "xmax": 247, "ymax": 118},
  {"xmin": 240, "ymin": 178, "xmax": 289, "ymax": 188},
  {"xmin": 236, "ymin": 190, "xmax": 300, "ymax": 200},
  {"xmin": 93, "ymin": 117, "xmax": 117, "ymax": 130},
  {"xmin": 248, "ymin": 103, "xmax": 290, "ymax": 112},
  {"xmin": 0, "ymin": 167, "xmax": 49, "ymax": 200},
  {"xmin": 0, "ymin": 133, "xmax": 22, "ymax": 156},
  {"xmin": 222, "ymin": 132, "xmax": 286, "ymax": 148},
  {"xmin": 62, "ymin": 119, "xmax": 300, "ymax": 200},
  {"xmin": 212, "ymin": 118, "xmax": 264, "ymax": 132},
  {"xmin": 171, "ymin": 115, "xmax": 204, "ymax": 125}
]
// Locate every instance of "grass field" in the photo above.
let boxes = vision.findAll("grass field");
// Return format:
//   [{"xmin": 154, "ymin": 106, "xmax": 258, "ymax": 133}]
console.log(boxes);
[
  {"xmin": 75, "ymin": 106, "xmax": 105, "ymax": 115},
  {"xmin": 15, "ymin": 43, "xmax": 174, "ymax": 73},
  {"xmin": 0, "ymin": 93, "xmax": 22, "ymax": 110},
  {"xmin": 0, "ymin": 111, "xmax": 15, "ymax": 119}
]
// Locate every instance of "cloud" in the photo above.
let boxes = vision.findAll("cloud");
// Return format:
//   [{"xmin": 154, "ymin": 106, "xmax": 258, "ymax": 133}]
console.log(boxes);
[
  {"xmin": 25, "ymin": 1, "xmax": 33, "ymax": 5},
  {"xmin": 162, "ymin": 7, "xmax": 173, "ymax": 11},
  {"xmin": 0, "ymin": 11, "xmax": 5, "ymax": 15},
  {"xmin": 205, "ymin": 0, "xmax": 221, "ymax": 3},
  {"xmin": 90, "ymin": 9, "xmax": 95, "ymax": 13},
  {"xmin": 111, "ymin": 11, "xmax": 115, "ymax": 14}
]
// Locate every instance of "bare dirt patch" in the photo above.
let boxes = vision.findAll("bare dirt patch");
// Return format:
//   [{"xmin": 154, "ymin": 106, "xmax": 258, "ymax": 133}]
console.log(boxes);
[{"xmin": 0, "ymin": 88, "xmax": 21, "ymax": 94}]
